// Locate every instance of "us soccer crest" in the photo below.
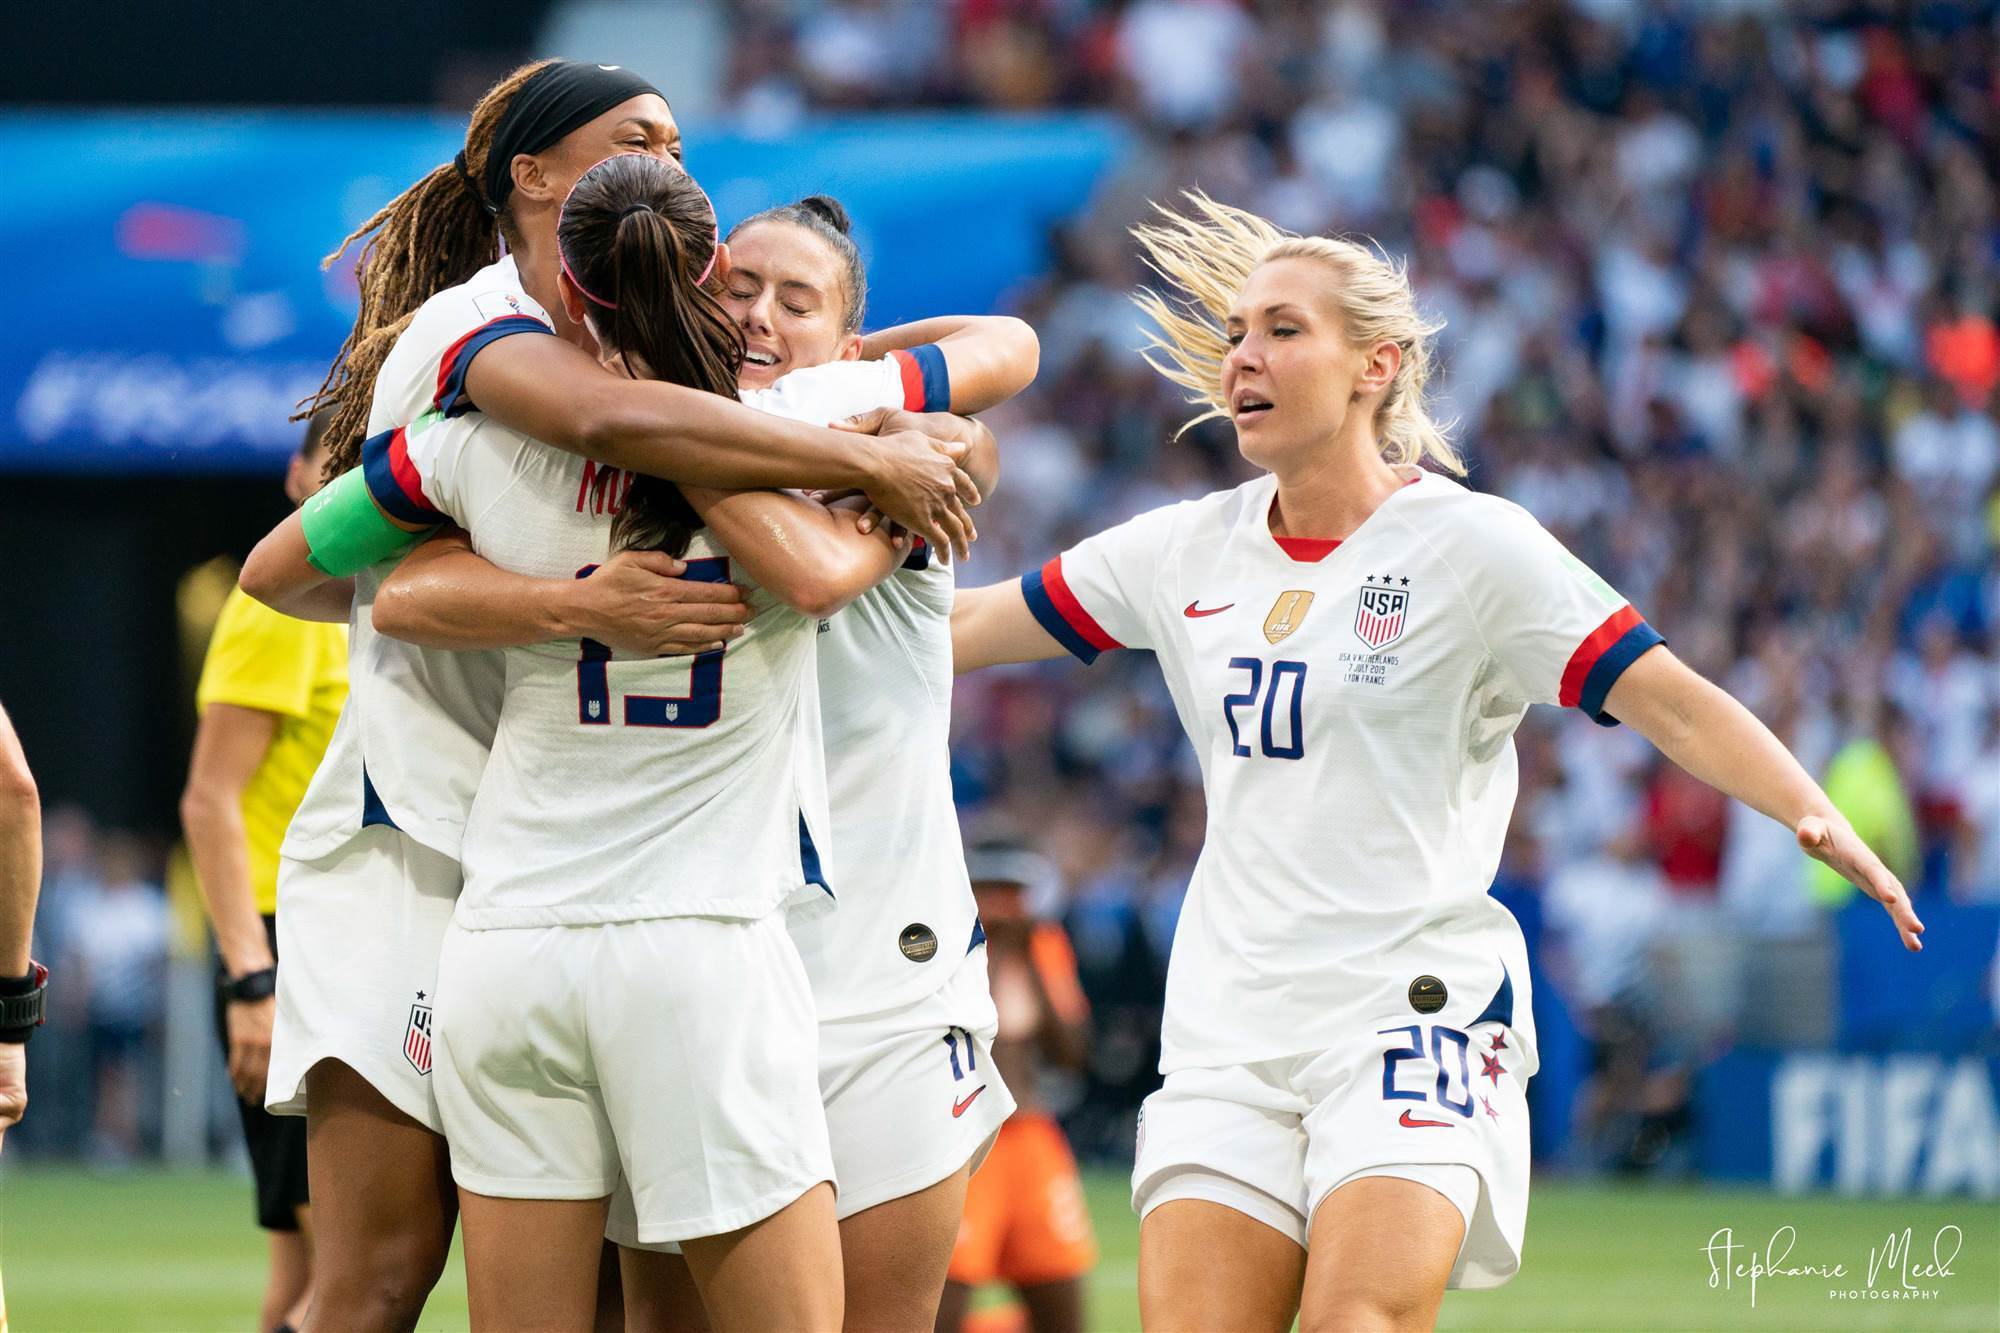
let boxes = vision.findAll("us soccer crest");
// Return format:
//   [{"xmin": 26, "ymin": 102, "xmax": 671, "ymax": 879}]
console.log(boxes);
[
  {"xmin": 403, "ymin": 994, "xmax": 434, "ymax": 1075},
  {"xmin": 1354, "ymin": 578, "xmax": 1410, "ymax": 650},
  {"xmin": 1264, "ymin": 591, "xmax": 1315, "ymax": 644}
]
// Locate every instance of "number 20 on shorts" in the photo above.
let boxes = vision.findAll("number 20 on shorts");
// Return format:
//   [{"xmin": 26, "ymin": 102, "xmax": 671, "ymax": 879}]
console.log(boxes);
[{"xmin": 1378, "ymin": 1024, "xmax": 1476, "ymax": 1118}]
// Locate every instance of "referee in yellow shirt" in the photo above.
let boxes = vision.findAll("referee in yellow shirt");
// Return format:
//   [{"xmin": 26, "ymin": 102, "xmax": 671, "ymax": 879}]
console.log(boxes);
[{"xmin": 182, "ymin": 417, "xmax": 347, "ymax": 1333}]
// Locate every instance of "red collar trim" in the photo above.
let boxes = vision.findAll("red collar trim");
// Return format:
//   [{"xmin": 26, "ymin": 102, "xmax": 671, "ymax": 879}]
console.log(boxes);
[
  {"xmin": 1266, "ymin": 474, "xmax": 1420, "ymax": 563},
  {"xmin": 1272, "ymin": 535, "xmax": 1340, "ymax": 562}
]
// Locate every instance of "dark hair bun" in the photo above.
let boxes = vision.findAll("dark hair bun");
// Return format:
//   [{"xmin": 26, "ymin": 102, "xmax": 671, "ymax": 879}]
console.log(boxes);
[{"xmin": 797, "ymin": 194, "xmax": 852, "ymax": 235}]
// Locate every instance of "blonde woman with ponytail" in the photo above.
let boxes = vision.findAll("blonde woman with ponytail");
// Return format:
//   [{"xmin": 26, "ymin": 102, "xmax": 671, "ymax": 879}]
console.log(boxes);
[{"xmin": 951, "ymin": 195, "xmax": 1921, "ymax": 1331}]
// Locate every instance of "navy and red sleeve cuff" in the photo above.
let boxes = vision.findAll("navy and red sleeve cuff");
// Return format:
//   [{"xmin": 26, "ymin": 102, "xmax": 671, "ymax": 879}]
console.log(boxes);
[
  {"xmin": 433, "ymin": 314, "xmax": 554, "ymax": 418},
  {"xmin": 888, "ymin": 344, "xmax": 951, "ymax": 414},
  {"xmin": 1559, "ymin": 604, "xmax": 1665, "ymax": 725},
  {"xmin": 1020, "ymin": 555, "xmax": 1123, "ymax": 664},
  {"xmin": 361, "ymin": 426, "xmax": 446, "ymax": 526}
]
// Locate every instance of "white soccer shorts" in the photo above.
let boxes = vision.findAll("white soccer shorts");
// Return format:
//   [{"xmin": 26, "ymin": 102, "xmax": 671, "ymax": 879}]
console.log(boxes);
[
  {"xmin": 608, "ymin": 943, "xmax": 1014, "ymax": 1250},
  {"xmin": 267, "ymin": 825, "xmax": 459, "ymax": 1131},
  {"xmin": 1132, "ymin": 1022, "xmax": 1530, "ymax": 1289},
  {"xmin": 434, "ymin": 911, "xmax": 833, "ymax": 1245}
]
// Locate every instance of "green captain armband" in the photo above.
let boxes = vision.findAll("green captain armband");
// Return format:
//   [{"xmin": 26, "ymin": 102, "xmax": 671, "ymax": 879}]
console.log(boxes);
[{"xmin": 301, "ymin": 467, "xmax": 430, "ymax": 576}]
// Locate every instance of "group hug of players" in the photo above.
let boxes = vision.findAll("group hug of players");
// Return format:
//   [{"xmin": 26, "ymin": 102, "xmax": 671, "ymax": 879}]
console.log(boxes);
[{"xmin": 165, "ymin": 58, "xmax": 1924, "ymax": 1333}]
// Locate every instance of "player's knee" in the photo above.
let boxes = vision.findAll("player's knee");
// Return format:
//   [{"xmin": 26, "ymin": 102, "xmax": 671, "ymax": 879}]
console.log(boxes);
[
  {"xmin": 318, "ymin": 1238, "xmax": 447, "ymax": 1331},
  {"xmin": 1301, "ymin": 1287, "xmax": 1434, "ymax": 1333},
  {"xmin": 344, "ymin": 1275, "xmax": 431, "ymax": 1333},
  {"xmin": 0, "ymin": 752, "xmax": 36, "ymax": 831}
]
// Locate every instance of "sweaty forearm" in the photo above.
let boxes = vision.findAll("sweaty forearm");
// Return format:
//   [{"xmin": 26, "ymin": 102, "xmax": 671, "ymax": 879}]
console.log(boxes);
[
  {"xmin": 468, "ymin": 335, "xmax": 902, "ymax": 491},
  {"xmin": 374, "ymin": 550, "xmax": 578, "ymax": 651},
  {"xmin": 566, "ymin": 380, "xmax": 886, "ymax": 492},
  {"xmin": 685, "ymin": 487, "xmax": 900, "ymax": 619}
]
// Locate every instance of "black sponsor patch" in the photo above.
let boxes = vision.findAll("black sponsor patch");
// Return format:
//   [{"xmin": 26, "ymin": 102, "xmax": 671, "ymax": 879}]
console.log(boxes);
[
  {"xmin": 1408, "ymin": 975, "xmax": 1447, "ymax": 1015},
  {"xmin": 899, "ymin": 923, "xmax": 939, "ymax": 962}
]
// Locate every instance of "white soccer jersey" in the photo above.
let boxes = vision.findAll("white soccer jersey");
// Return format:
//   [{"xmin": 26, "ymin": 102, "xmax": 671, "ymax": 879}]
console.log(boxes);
[
  {"xmin": 736, "ymin": 349, "xmax": 976, "ymax": 1015},
  {"xmin": 360, "ymin": 404, "xmax": 829, "ymax": 929},
  {"xmin": 284, "ymin": 256, "xmax": 555, "ymax": 863},
  {"xmin": 1023, "ymin": 466, "xmax": 1665, "ymax": 1076},
  {"xmin": 350, "ymin": 348, "xmax": 949, "ymax": 929},
  {"xmin": 740, "ymin": 346, "xmax": 949, "ymax": 426},
  {"xmin": 794, "ymin": 540, "xmax": 977, "ymax": 1019},
  {"xmin": 739, "ymin": 351, "xmax": 977, "ymax": 1015}
]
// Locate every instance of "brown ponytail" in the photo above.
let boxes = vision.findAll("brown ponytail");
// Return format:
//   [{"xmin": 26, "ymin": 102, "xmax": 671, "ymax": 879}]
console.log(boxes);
[
  {"xmin": 557, "ymin": 154, "xmax": 743, "ymax": 555},
  {"xmin": 297, "ymin": 59, "xmax": 558, "ymax": 479}
]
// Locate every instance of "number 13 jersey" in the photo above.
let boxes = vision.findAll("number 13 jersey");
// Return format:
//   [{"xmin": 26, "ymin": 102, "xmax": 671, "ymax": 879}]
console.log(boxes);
[{"xmin": 1021, "ymin": 467, "xmax": 1663, "ymax": 1077}]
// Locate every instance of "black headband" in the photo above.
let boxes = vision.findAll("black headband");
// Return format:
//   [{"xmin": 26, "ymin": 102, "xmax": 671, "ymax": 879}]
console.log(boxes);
[{"xmin": 473, "ymin": 61, "xmax": 664, "ymax": 217}]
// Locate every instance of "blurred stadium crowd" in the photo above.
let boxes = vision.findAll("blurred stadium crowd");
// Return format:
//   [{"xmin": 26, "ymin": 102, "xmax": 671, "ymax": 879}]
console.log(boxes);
[{"xmin": 18, "ymin": 0, "xmax": 1999, "ymax": 1176}]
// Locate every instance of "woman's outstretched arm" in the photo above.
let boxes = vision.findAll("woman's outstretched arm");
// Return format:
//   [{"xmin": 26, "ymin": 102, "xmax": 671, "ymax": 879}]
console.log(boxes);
[{"xmin": 1603, "ymin": 646, "xmax": 1924, "ymax": 951}]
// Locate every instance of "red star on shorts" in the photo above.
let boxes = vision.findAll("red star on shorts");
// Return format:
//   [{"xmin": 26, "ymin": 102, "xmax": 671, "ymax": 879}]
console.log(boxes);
[
  {"xmin": 1482, "ymin": 1096, "xmax": 1500, "ymax": 1122},
  {"xmin": 1487, "ymin": 1031, "xmax": 1507, "ymax": 1052},
  {"xmin": 1480, "ymin": 1052, "xmax": 1505, "ymax": 1085}
]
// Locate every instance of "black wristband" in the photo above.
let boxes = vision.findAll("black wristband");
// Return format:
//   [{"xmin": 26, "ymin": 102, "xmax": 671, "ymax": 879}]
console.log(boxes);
[
  {"xmin": 0, "ymin": 961, "xmax": 48, "ymax": 1042},
  {"xmin": 219, "ymin": 966, "xmax": 278, "ymax": 1003}
]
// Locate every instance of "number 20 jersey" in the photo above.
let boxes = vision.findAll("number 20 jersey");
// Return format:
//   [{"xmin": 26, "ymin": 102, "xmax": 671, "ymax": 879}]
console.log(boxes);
[{"xmin": 1022, "ymin": 467, "xmax": 1664, "ymax": 1077}]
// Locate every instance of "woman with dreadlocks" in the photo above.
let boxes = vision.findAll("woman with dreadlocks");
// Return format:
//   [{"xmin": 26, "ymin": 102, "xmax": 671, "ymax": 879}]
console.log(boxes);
[
  {"xmin": 373, "ymin": 150, "xmax": 918, "ymax": 1332},
  {"xmin": 239, "ymin": 59, "xmax": 978, "ymax": 1333}
]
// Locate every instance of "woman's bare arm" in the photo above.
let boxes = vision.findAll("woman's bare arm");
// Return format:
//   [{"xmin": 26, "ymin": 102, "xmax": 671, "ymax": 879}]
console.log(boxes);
[
  {"xmin": 464, "ymin": 335, "xmax": 978, "ymax": 557},
  {"xmin": 1604, "ymin": 646, "xmax": 1923, "ymax": 951},
  {"xmin": 238, "ymin": 511, "xmax": 363, "ymax": 622},
  {"xmin": 951, "ymin": 582, "xmax": 1067, "ymax": 673},
  {"xmin": 861, "ymin": 315, "xmax": 1040, "ymax": 414},
  {"xmin": 373, "ymin": 529, "xmax": 750, "ymax": 656},
  {"xmin": 681, "ymin": 487, "xmax": 907, "ymax": 620}
]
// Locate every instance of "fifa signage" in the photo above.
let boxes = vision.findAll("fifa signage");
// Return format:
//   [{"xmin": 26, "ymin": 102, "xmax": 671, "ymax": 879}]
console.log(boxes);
[{"xmin": 1704, "ymin": 1053, "xmax": 2000, "ymax": 1199}]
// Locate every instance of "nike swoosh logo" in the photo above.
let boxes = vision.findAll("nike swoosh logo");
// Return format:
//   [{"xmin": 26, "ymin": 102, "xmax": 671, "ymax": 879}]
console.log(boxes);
[
  {"xmin": 1183, "ymin": 601, "xmax": 1234, "ymax": 618},
  {"xmin": 953, "ymin": 1086, "xmax": 987, "ymax": 1118},
  {"xmin": 1398, "ymin": 1110, "xmax": 1454, "ymax": 1128}
]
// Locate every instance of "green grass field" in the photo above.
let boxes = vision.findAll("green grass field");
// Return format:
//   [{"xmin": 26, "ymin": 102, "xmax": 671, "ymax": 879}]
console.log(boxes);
[{"xmin": 1, "ymin": 1166, "xmax": 1992, "ymax": 1331}]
